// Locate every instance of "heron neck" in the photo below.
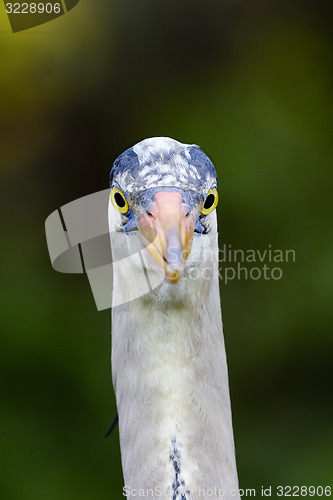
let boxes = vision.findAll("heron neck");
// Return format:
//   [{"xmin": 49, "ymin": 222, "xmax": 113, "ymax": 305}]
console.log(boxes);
[{"xmin": 111, "ymin": 268, "xmax": 239, "ymax": 499}]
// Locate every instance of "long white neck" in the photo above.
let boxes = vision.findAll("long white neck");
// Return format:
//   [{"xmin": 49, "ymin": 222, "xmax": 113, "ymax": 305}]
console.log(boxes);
[{"xmin": 110, "ymin": 210, "xmax": 240, "ymax": 500}]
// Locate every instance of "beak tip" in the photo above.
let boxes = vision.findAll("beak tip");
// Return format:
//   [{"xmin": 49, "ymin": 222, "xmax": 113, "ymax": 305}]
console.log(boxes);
[
  {"xmin": 138, "ymin": 191, "xmax": 195, "ymax": 284},
  {"xmin": 165, "ymin": 266, "xmax": 182, "ymax": 284}
]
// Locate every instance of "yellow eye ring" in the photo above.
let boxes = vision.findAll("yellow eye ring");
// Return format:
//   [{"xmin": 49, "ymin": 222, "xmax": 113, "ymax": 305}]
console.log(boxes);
[
  {"xmin": 201, "ymin": 188, "xmax": 218, "ymax": 215},
  {"xmin": 111, "ymin": 186, "xmax": 129, "ymax": 214}
]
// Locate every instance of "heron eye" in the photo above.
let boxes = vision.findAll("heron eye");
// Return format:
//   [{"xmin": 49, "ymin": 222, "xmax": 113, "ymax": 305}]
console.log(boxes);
[
  {"xmin": 111, "ymin": 186, "xmax": 129, "ymax": 215},
  {"xmin": 201, "ymin": 188, "xmax": 218, "ymax": 215}
]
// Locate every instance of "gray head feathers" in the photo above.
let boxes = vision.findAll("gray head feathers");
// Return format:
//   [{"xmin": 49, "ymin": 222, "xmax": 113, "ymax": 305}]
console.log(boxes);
[{"xmin": 110, "ymin": 137, "xmax": 217, "ymax": 195}]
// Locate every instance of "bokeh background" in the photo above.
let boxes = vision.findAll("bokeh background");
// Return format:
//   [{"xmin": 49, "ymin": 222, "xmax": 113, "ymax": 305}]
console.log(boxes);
[{"xmin": 1, "ymin": 1, "xmax": 332, "ymax": 498}]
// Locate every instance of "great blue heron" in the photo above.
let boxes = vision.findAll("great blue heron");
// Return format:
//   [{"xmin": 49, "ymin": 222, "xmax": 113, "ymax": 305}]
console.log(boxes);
[{"xmin": 108, "ymin": 137, "xmax": 240, "ymax": 500}]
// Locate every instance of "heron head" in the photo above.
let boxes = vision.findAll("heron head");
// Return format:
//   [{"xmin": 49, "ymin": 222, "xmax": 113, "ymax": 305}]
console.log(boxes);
[{"xmin": 109, "ymin": 137, "xmax": 218, "ymax": 283}]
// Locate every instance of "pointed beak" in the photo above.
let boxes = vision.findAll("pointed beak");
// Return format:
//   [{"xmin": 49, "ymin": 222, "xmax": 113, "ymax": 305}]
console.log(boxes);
[{"xmin": 138, "ymin": 191, "xmax": 196, "ymax": 283}]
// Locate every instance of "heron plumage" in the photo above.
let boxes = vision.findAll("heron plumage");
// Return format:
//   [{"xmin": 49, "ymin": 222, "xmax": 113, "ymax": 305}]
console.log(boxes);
[{"xmin": 109, "ymin": 138, "xmax": 240, "ymax": 499}]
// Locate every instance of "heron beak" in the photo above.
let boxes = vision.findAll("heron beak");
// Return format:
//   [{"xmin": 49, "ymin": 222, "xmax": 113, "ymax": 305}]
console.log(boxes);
[{"xmin": 138, "ymin": 191, "xmax": 196, "ymax": 283}]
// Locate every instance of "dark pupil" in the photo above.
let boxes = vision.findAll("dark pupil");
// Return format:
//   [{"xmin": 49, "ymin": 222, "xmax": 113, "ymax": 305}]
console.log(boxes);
[
  {"xmin": 115, "ymin": 192, "xmax": 126, "ymax": 208},
  {"xmin": 204, "ymin": 193, "xmax": 215, "ymax": 210}
]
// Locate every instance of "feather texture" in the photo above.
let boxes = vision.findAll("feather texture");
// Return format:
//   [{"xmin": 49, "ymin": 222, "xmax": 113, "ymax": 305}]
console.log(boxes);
[{"xmin": 109, "ymin": 201, "xmax": 240, "ymax": 499}]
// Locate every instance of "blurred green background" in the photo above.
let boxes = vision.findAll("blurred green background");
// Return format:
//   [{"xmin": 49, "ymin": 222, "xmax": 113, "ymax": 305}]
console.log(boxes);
[{"xmin": 0, "ymin": 1, "xmax": 332, "ymax": 498}]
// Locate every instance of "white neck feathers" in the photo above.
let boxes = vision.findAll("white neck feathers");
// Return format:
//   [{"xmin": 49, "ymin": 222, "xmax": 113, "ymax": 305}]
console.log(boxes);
[{"xmin": 110, "ymin": 210, "xmax": 240, "ymax": 499}]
